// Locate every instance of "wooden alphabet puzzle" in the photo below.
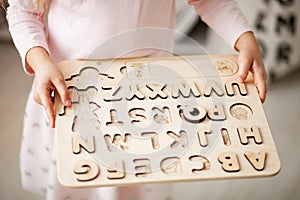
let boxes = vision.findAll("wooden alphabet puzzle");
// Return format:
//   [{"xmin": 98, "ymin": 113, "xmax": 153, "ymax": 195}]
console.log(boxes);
[{"xmin": 55, "ymin": 55, "xmax": 281, "ymax": 187}]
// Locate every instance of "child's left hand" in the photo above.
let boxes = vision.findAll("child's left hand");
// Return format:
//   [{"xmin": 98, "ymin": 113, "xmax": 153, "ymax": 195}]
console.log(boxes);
[{"xmin": 235, "ymin": 31, "xmax": 267, "ymax": 103}]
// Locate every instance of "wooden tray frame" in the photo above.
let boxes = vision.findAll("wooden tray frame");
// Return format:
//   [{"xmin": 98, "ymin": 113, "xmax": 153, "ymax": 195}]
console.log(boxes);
[{"xmin": 55, "ymin": 55, "xmax": 281, "ymax": 188}]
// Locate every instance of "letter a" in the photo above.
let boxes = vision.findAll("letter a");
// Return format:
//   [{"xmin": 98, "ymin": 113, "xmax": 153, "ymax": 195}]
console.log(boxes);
[{"xmin": 244, "ymin": 151, "xmax": 266, "ymax": 171}]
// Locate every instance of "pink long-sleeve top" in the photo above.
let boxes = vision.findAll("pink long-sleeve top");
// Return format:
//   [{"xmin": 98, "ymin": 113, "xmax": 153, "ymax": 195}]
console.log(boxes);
[{"xmin": 7, "ymin": 0, "xmax": 252, "ymax": 74}]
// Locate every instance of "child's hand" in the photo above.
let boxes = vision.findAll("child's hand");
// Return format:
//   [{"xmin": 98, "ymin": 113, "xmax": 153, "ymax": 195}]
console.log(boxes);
[
  {"xmin": 235, "ymin": 32, "xmax": 267, "ymax": 103},
  {"xmin": 27, "ymin": 47, "xmax": 71, "ymax": 128}
]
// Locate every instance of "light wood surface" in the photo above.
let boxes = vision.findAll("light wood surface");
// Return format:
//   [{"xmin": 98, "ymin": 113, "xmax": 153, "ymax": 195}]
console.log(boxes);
[{"xmin": 55, "ymin": 55, "xmax": 280, "ymax": 188}]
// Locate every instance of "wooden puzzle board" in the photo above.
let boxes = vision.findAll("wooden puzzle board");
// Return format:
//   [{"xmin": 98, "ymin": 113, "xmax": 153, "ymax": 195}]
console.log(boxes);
[{"xmin": 55, "ymin": 55, "xmax": 281, "ymax": 188}]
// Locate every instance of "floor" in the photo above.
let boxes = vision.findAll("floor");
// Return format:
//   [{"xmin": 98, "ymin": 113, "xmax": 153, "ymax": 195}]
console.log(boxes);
[{"xmin": 1, "ymin": 32, "xmax": 300, "ymax": 200}]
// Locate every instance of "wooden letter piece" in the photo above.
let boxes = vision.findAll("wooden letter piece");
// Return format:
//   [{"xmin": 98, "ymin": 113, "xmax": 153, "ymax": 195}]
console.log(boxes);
[
  {"xmin": 225, "ymin": 80, "xmax": 247, "ymax": 96},
  {"xmin": 197, "ymin": 129, "xmax": 211, "ymax": 147},
  {"xmin": 171, "ymin": 81, "xmax": 201, "ymax": 98},
  {"xmin": 179, "ymin": 105, "xmax": 206, "ymax": 124},
  {"xmin": 106, "ymin": 109, "xmax": 124, "ymax": 126},
  {"xmin": 207, "ymin": 104, "xmax": 226, "ymax": 121},
  {"xmin": 146, "ymin": 83, "xmax": 168, "ymax": 99},
  {"xmin": 74, "ymin": 160, "xmax": 100, "ymax": 182},
  {"xmin": 126, "ymin": 84, "xmax": 145, "ymax": 101},
  {"xmin": 237, "ymin": 126, "xmax": 263, "ymax": 145},
  {"xmin": 244, "ymin": 151, "xmax": 267, "ymax": 171},
  {"xmin": 218, "ymin": 152, "xmax": 240, "ymax": 172},
  {"xmin": 203, "ymin": 80, "xmax": 224, "ymax": 97},
  {"xmin": 103, "ymin": 85, "xmax": 123, "ymax": 102},
  {"xmin": 189, "ymin": 155, "xmax": 210, "ymax": 174}
]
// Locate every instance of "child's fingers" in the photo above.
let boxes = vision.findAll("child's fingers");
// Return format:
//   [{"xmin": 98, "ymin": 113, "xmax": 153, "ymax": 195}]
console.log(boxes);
[
  {"xmin": 253, "ymin": 61, "xmax": 267, "ymax": 103},
  {"xmin": 257, "ymin": 81, "xmax": 267, "ymax": 103},
  {"xmin": 53, "ymin": 77, "xmax": 71, "ymax": 107},
  {"xmin": 39, "ymin": 90, "xmax": 56, "ymax": 128},
  {"xmin": 237, "ymin": 52, "xmax": 252, "ymax": 82}
]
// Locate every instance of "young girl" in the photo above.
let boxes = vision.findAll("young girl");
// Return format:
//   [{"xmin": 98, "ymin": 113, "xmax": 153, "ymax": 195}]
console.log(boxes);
[{"xmin": 5, "ymin": 0, "xmax": 267, "ymax": 199}]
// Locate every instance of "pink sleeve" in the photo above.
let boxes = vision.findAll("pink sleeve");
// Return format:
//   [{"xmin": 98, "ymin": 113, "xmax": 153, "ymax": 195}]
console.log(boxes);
[
  {"xmin": 188, "ymin": 0, "xmax": 252, "ymax": 49},
  {"xmin": 6, "ymin": 0, "xmax": 50, "ymax": 74}
]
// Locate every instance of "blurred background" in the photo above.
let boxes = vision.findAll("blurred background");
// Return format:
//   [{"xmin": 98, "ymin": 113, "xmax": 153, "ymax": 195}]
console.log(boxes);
[{"xmin": 1, "ymin": 0, "xmax": 300, "ymax": 200}]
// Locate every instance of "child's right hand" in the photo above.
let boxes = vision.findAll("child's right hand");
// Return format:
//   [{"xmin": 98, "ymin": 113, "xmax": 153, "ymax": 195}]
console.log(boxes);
[{"xmin": 26, "ymin": 47, "xmax": 71, "ymax": 128}]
